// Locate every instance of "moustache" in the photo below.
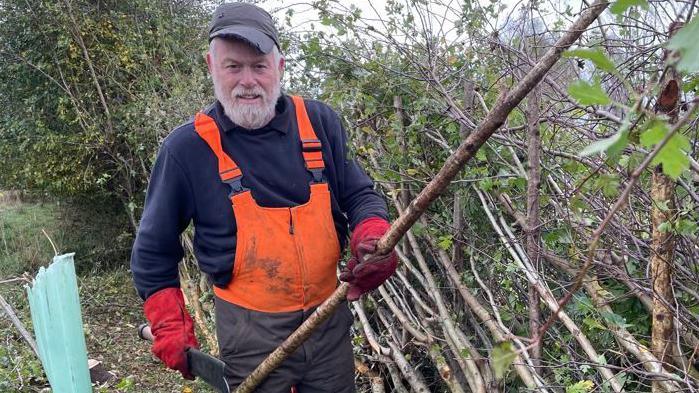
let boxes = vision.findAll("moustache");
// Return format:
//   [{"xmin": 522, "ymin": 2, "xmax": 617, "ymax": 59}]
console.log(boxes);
[{"xmin": 232, "ymin": 88, "xmax": 266, "ymax": 101}]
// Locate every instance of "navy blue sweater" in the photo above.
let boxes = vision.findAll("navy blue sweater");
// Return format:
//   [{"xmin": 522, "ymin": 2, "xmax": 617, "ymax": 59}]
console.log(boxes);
[{"xmin": 131, "ymin": 95, "xmax": 388, "ymax": 299}]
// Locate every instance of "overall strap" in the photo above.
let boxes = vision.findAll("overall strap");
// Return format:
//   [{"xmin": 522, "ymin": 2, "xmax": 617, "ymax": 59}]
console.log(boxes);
[
  {"xmin": 291, "ymin": 95, "xmax": 325, "ymax": 183},
  {"xmin": 193, "ymin": 113, "xmax": 245, "ymax": 196}
]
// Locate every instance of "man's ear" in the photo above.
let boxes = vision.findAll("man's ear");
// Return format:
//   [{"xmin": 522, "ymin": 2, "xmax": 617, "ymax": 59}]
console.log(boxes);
[
  {"xmin": 278, "ymin": 56, "xmax": 285, "ymax": 80},
  {"xmin": 206, "ymin": 51, "xmax": 213, "ymax": 74}
]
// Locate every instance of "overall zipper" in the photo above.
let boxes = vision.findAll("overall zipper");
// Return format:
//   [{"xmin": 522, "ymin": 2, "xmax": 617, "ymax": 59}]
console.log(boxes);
[{"xmin": 289, "ymin": 209, "xmax": 294, "ymax": 234}]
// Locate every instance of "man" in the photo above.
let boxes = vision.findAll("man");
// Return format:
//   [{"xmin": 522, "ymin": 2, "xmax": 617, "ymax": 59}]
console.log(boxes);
[{"xmin": 130, "ymin": 3, "xmax": 397, "ymax": 392}]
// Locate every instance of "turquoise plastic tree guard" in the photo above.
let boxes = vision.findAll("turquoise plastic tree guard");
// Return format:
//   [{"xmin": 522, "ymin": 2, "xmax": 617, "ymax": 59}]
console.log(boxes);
[{"xmin": 26, "ymin": 253, "xmax": 91, "ymax": 393}]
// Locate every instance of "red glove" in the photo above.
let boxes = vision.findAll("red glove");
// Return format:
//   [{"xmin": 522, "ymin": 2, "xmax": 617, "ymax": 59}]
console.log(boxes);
[
  {"xmin": 340, "ymin": 217, "xmax": 398, "ymax": 301},
  {"xmin": 143, "ymin": 287, "xmax": 199, "ymax": 379}
]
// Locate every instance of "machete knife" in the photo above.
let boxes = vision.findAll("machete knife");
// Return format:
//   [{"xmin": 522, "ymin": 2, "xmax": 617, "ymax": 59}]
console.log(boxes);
[
  {"xmin": 138, "ymin": 324, "xmax": 230, "ymax": 393},
  {"xmin": 186, "ymin": 347, "xmax": 230, "ymax": 393}
]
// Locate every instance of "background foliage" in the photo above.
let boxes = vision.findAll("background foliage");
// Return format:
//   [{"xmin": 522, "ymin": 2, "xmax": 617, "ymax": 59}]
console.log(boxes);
[{"xmin": 1, "ymin": 0, "xmax": 698, "ymax": 392}]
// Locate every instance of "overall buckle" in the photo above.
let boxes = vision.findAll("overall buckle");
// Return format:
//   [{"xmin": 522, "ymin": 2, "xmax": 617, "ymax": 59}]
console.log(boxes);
[
  {"xmin": 302, "ymin": 138, "xmax": 322, "ymax": 152},
  {"xmin": 222, "ymin": 176, "xmax": 247, "ymax": 198},
  {"xmin": 309, "ymin": 168, "xmax": 324, "ymax": 183}
]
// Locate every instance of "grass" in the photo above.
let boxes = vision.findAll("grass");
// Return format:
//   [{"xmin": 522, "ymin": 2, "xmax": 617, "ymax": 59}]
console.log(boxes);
[
  {"xmin": 0, "ymin": 196, "xmax": 132, "ymax": 280},
  {"xmin": 0, "ymin": 201, "xmax": 62, "ymax": 279}
]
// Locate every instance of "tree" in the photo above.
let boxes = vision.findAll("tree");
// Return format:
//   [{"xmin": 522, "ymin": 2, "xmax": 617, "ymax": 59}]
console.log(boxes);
[{"xmin": 0, "ymin": 0, "xmax": 210, "ymax": 229}]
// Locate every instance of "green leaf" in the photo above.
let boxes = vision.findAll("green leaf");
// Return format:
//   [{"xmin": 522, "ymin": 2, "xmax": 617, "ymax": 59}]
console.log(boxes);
[
  {"xmin": 610, "ymin": 0, "xmax": 649, "ymax": 15},
  {"xmin": 640, "ymin": 120, "xmax": 690, "ymax": 179},
  {"xmin": 596, "ymin": 174, "xmax": 620, "ymax": 198},
  {"xmin": 499, "ymin": 308, "xmax": 513, "ymax": 322},
  {"xmin": 492, "ymin": 341, "xmax": 516, "ymax": 379},
  {"xmin": 479, "ymin": 177, "xmax": 495, "ymax": 191},
  {"xmin": 626, "ymin": 258, "xmax": 639, "ymax": 275},
  {"xmin": 639, "ymin": 120, "xmax": 668, "ymax": 146},
  {"xmin": 574, "ymin": 294, "xmax": 594, "ymax": 312},
  {"xmin": 601, "ymin": 311, "xmax": 631, "ymax": 328},
  {"xmin": 568, "ymin": 79, "xmax": 611, "ymax": 106},
  {"xmin": 476, "ymin": 149, "xmax": 488, "ymax": 162},
  {"xmin": 596, "ymin": 354, "xmax": 608, "ymax": 365},
  {"xmin": 666, "ymin": 17, "xmax": 699, "ymax": 73},
  {"xmin": 657, "ymin": 222, "xmax": 672, "ymax": 233},
  {"xmin": 510, "ymin": 176, "xmax": 527, "ymax": 191},
  {"xmin": 570, "ymin": 196, "xmax": 589, "ymax": 214},
  {"xmin": 676, "ymin": 219, "xmax": 698, "ymax": 235},
  {"xmin": 438, "ymin": 235, "xmax": 453, "ymax": 250},
  {"xmin": 566, "ymin": 380, "xmax": 595, "ymax": 393},
  {"xmin": 564, "ymin": 48, "xmax": 616, "ymax": 73},
  {"xmin": 655, "ymin": 200, "xmax": 671, "ymax": 212},
  {"xmin": 411, "ymin": 222, "xmax": 426, "ymax": 237},
  {"xmin": 583, "ymin": 316, "xmax": 607, "ymax": 331},
  {"xmin": 683, "ymin": 76, "xmax": 699, "ymax": 93},
  {"xmin": 580, "ymin": 129, "xmax": 628, "ymax": 157},
  {"xmin": 115, "ymin": 376, "xmax": 134, "ymax": 390}
]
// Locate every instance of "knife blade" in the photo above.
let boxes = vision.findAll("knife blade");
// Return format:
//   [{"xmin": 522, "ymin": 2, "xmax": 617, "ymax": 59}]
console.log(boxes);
[
  {"xmin": 138, "ymin": 324, "xmax": 230, "ymax": 393},
  {"xmin": 187, "ymin": 348, "xmax": 230, "ymax": 393}
]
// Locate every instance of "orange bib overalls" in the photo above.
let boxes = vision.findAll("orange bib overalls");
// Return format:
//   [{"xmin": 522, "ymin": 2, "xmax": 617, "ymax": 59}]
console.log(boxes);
[
  {"xmin": 194, "ymin": 97, "xmax": 355, "ymax": 392},
  {"xmin": 193, "ymin": 95, "xmax": 341, "ymax": 313}
]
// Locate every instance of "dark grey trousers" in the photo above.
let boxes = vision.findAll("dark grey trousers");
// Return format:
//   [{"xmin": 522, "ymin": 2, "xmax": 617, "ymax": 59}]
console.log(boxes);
[{"xmin": 215, "ymin": 297, "xmax": 356, "ymax": 393}]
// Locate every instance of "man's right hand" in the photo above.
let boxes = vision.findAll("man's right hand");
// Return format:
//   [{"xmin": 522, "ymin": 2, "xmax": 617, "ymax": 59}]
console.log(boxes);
[{"xmin": 143, "ymin": 287, "xmax": 199, "ymax": 379}]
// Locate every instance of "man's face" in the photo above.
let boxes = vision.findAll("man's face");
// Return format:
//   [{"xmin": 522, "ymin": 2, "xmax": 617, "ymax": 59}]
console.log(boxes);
[{"xmin": 207, "ymin": 38, "xmax": 284, "ymax": 130}]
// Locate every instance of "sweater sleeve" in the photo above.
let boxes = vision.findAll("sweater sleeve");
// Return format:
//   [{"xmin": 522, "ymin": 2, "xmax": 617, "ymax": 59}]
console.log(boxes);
[
  {"xmin": 130, "ymin": 144, "xmax": 195, "ymax": 300},
  {"xmin": 326, "ymin": 108, "xmax": 389, "ymax": 230}
]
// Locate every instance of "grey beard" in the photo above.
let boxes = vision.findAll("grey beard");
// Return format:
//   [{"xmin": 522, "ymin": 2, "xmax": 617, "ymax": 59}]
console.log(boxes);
[{"xmin": 216, "ymin": 83, "xmax": 281, "ymax": 130}]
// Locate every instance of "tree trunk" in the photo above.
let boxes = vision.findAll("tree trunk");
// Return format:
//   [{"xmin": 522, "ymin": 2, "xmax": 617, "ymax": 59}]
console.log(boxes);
[{"xmin": 650, "ymin": 59, "xmax": 681, "ymax": 393}]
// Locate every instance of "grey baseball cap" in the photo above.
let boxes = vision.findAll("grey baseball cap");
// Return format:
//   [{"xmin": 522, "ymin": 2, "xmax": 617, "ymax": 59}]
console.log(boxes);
[{"xmin": 208, "ymin": 3, "xmax": 280, "ymax": 54}]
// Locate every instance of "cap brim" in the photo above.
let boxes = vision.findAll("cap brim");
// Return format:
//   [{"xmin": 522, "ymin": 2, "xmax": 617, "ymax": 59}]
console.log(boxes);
[{"xmin": 209, "ymin": 26, "xmax": 275, "ymax": 54}]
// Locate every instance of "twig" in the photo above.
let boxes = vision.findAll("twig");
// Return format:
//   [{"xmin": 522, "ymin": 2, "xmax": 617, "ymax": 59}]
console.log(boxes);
[
  {"xmin": 353, "ymin": 301, "xmax": 390, "ymax": 356},
  {"xmin": 0, "ymin": 277, "xmax": 30, "ymax": 285},
  {"xmin": 0, "ymin": 294, "xmax": 39, "ymax": 358},
  {"xmin": 386, "ymin": 340, "xmax": 431, "ymax": 392},
  {"xmin": 41, "ymin": 229, "xmax": 59, "ymax": 256},
  {"xmin": 354, "ymin": 358, "xmax": 385, "ymax": 393},
  {"xmin": 376, "ymin": 285, "xmax": 429, "ymax": 343}
]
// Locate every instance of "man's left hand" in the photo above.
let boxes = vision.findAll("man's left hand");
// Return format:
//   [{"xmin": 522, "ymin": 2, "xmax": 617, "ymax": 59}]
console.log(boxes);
[{"xmin": 339, "ymin": 217, "xmax": 397, "ymax": 301}]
